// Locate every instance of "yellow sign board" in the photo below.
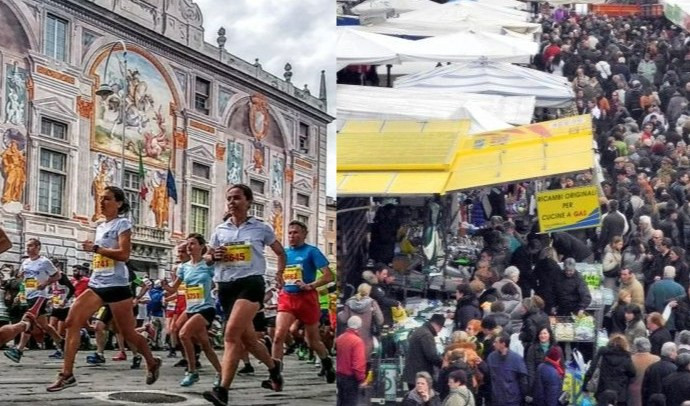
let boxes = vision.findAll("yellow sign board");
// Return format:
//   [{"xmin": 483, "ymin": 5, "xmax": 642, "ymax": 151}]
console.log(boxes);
[{"xmin": 536, "ymin": 186, "xmax": 601, "ymax": 233}]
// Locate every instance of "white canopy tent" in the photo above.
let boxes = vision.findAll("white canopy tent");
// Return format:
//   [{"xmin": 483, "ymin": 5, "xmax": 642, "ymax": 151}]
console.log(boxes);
[
  {"xmin": 336, "ymin": 27, "xmax": 414, "ymax": 70},
  {"xmin": 448, "ymin": 0, "xmax": 529, "ymax": 11},
  {"xmin": 394, "ymin": 60, "xmax": 575, "ymax": 108},
  {"xmin": 357, "ymin": 15, "xmax": 542, "ymax": 37},
  {"xmin": 351, "ymin": 0, "xmax": 442, "ymax": 15},
  {"xmin": 337, "ymin": 84, "xmax": 535, "ymax": 132},
  {"xmin": 398, "ymin": 1, "xmax": 531, "ymax": 23},
  {"xmin": 407, "ymin": 30, "xmax": 538, "ymax": 64}
]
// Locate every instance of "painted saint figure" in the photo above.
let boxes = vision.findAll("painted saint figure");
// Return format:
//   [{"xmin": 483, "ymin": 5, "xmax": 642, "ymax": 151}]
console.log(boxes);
[
  {"xmin": 1, "ymin": 140, "xmax": 26, "ymax": 204},
  {"xmin": 150, "ymin": 179, "xmax": 169, "ymax": 228},
  {"xmin": 91, "ymin": 163, "xmax": 108, "ymax": 221}
]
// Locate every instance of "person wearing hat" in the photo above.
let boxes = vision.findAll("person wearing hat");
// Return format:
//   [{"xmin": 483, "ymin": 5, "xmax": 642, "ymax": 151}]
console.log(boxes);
[
  {"xmin": 554, "ymin": 258, "xmax": 591, "ymax": 316},
  {"xmin": 402, "ymin": 314, "xmax": 445, "ymax": 390},
  {"xmin": 532, "ymin": 345, "xmax": 565, "ymax": 406}
]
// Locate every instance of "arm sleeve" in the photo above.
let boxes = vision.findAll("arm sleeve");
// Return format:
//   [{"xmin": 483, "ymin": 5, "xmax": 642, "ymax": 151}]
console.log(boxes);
[
  {"xmin": 210, "ymin": 230, "xmax": 220, "ymax": 248},
  {"xmin": 311, "ymin": 248, "xmax": 329, "ymax": 270},
  {"xmin": 61, "ymin": 273, "xmax": 75, "ymax": 300},
  {"xmin": 370, "ymin": 286, "xmax": 399, "ymax": 309},
  {"xmin": 263, "ymin": 224, "xmax": 277, "ymax": 246},
  {"xmin": 117, "ymin": 217, "xmax": 133, "ymax": 236},
  {"xmin": 421, "ymin": 333, "xmax": 443, "ymax": 368},
  {"xmin": 353, "ymin": 338, "xmax": 367, "ymax": 383},
  {"xmin": 372, "ymin": 300, "xmax": 384, "ymax": 326}
]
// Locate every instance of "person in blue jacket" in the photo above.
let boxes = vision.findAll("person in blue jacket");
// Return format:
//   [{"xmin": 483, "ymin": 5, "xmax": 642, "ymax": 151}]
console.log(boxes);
[
  {"xmin": 533, "ymin": 346, "xmax": 565, "ymax": 406},
  {"xmin": 486, "ymin": 333, "xmax": 529, "ymax": 406}
]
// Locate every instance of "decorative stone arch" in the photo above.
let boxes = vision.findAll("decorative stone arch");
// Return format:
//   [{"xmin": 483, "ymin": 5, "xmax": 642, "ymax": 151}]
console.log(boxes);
[
  {"xmin": 0, "ymin": 0, "xmax": 39, "ymax": 54},
  {"xmin": 82, "ymin": 40, "xmax": 182, "ymax": 109},
  {"xmin": 225, "ymin": 95, "xmax": 291, "ymax": 150}
]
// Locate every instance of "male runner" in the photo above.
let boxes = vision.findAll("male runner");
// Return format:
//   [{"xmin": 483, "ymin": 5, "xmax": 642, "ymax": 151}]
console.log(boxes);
[
  {"xmin": 48, "ymin": 267, "xmax": 76, "ymax": 359},
  {"xmin": 269, "ymin": 220, "xmax": 336, "ymax": 384},
  {"xmin": 4, "ymin": 238, "xmax": 64, "ymax": 363}
]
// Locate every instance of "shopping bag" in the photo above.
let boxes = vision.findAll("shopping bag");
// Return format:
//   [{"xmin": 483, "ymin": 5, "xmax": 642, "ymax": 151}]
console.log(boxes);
[{"xmin": 562, "ymin": 361, "xmax": 585, "ymax": 405}]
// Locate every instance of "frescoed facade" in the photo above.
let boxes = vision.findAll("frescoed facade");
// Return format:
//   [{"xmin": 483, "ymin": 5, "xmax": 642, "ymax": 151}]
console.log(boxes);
[{"xmin": 0, "ymin": 0, "xmax": 331, "ymax": 278}]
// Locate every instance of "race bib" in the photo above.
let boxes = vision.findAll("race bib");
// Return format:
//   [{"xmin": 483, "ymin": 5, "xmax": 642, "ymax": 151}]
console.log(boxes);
[
  {"xmin": 166, "ymin": 300, "xmax": 176, "ymax": 311},
  {"xmin": 225, "ymin": 242, "xmax": 252, "ymax": 266},
  {"xmin": 177, "ymin": 283, "xmax": 186, "ymax": 297},
  {"xmin": 25, "ymin": 278, "xmax": 37, "ymax": 294},
  {"xmin": 52, "ymin": 295, "xmax": 63, "ymax": 307},
  {"xmin": 95, "ymin": 306, "xmax": 107, "ymax": 319},
  {"xmin": 284, "ymin": 265, "xmax": 303, "ymax": 284},
  {"xmin": 92, "ymin": 254, "xmax": 115, "ymax": 273},
  {"xmin": 185, "ymin": 285, "xmax": 204, "ymax": 307}
]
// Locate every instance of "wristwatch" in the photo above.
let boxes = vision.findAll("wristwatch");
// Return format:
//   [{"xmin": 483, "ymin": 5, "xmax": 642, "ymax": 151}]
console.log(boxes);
[{"xmin": 92, "ymin": 244, "xmax": 100, "ymax": 254}]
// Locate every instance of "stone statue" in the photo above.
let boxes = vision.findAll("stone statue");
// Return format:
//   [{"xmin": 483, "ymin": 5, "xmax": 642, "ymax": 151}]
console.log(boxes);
[
  {"xmin": 150, "ymin": 180, "xmax": 169, "ymax": 228},
  {"xmin": 1, "ymin": 140, "xmax": 26, "ymax": 204},
  {"xmin": 271, "ymin": 201, "xmax": 283, "ymax": 240},
  {"xmin": 91, "ymin": 162, "xmax": 108, "ymax": 221},
  {"xmin": 271, "ymin": 158, "xmax": 284, "ymax": 197}
]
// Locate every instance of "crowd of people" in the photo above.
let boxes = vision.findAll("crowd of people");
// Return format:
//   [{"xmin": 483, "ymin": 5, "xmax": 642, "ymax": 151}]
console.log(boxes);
[
  {"xmin": 335, "ymin": 4, "xmax": 690, "ymax": 406},
  {"xmin": 0, "ymin": 184, "xmax": 337, "ymax": 406}
]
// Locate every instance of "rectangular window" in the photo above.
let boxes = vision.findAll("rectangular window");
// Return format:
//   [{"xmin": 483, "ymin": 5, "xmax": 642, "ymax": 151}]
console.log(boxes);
[
  {"xmin": 250, "ymin": 203, "xmax": 265, "ymax": 219},
  {"xmin": 40, "ymin": 117, "xmax": 67, "ymax": 140},
  {"xmin": 45, "ymin": 14, "xmax": 68, "ymax": 61},
  {"xmin": 249, "ymin": 178, "xmax": 265, "ymax": 195},
  {"xmin": 191, "ymin": 162, "xmax": 210, "ymax": 180},
  {"xmin": 123, "ymin": 170, "xmax": 142, "ymax": 224},
  {"xmin": 328, "ymin": 242, "xmax": 334, "ymax": 255},
  {"xmin": 297, "ymin": 214, "xmax": 309, "ymax": 225},
  {"xmin": 190, "ymin": 188, "xmax": 210, "ymax": 237},
  {"xmin": 194, "ymin": 77, "xmax": 211, "ymax": 115},
  {"xmin": 38, "ymin": 149, "xmax": 66, "ymax": 215},
  {"xmin": 328, "ymin": 219, "xmax": 335, "ymax": 232},
  {"xmin": 296, "ymin": 193, "xmax": 310, "ymax": 207},
  {"xmin": 298, "ymin": 123, "xmax": 310, "ymax": 154}
]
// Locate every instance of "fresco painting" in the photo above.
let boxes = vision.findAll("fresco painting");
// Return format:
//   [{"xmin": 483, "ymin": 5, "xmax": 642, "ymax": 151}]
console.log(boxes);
[{"xmin": 226, "ymin": 140, "xmax": 243, "ymax": 186}]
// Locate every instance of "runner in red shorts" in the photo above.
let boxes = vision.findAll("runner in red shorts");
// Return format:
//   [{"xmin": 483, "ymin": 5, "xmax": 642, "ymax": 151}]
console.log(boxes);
[{"xmin": 270, "ymin": 220, "xmax": 336, "ymax": 384}]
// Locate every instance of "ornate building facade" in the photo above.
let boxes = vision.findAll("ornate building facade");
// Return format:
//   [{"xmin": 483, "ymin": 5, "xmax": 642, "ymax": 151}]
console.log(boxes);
[{"xmin": 0, "ymin": 0, "xmax": 331, "ymax": 278}]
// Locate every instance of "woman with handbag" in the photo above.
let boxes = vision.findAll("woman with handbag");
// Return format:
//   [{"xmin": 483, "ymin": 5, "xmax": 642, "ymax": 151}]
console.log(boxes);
[
  {"xmin": 602, "ymin": 236, "xmax": 624, "ymax": 291},
  {"xmin": 337, "ymin": 283, "xmax": 383, "ymax": 362},
  {"xmin": 582, "ymin": 334, "xmax": 636, "ymax": 406}
]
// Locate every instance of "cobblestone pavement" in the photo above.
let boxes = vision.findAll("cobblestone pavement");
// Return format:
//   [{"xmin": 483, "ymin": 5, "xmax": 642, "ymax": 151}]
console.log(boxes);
[{"xmin": 0, "ymin": 349, "xmax": 336, "ymax": 405}]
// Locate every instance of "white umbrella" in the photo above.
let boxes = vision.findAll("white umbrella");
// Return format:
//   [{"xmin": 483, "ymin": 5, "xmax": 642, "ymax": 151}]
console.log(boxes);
[
  {"xmin": 336, "ymin": 27, "xmax": 413, "ymax": 70},
  {"xmin": 395, "ymin": 60, "xmax": 575, "ymax": 108},
  {"xmin": 407, "ymin": 30, "xmax": 538, "ymax": 64},
  {"xmin": 351, "ymin": 0, "xmax": 442, "ymax": 14}
]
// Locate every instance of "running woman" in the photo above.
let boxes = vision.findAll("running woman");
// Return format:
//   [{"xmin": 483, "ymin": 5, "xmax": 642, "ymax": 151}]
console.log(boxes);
[
  {"xmin": 270, "ymin": 220, "xmax": 336, "ymax": 383},
  {"xmin": 169, "ymin": 233, "xmax": 222, "ymax": 387},
  {"xmin": 48, "ymin": 269, "xmax": 76, "ymax": 359},
  {"xmin": 202, "ymin": 184, "xmax": 285, "ymax": 406},
  {"xmin": 0, "ymin": 227, "xmax": 36, "ymax": 347},
  {"xmin": 4, "ymin": 238, "xmax": 64, "ymax": 363},
  {"xmin": 47, "ymin": 186, "xmax": 161, "ymax": 391}
]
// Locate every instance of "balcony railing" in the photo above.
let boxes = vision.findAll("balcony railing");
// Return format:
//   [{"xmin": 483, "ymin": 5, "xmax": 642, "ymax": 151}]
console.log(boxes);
[{"xmin": 132, "ymin": 224, "xmax": 167, "ymax": 243}]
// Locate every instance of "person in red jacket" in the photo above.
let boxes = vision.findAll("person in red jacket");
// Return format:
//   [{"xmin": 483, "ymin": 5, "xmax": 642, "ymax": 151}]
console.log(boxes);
[
  {"xmin": 336, "ymin": 315, "xmax": 366, "ymax": 406},
  {"xmin": 71, "ymin": 264, "xmax": 90, "ymax": 297}
]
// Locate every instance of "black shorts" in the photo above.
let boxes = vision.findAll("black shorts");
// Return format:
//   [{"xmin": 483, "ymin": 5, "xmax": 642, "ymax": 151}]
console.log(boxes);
[
  {"xmin": 91, "ymin": 286, "xmax": 133, "ymax": 304},
  {"xmin": 320, "ymin": 309, "xmax": 330, "ymax": 327},
  {"xmin": 51, "ymin": 307, "xmax": 70, "ymax": 322},
  {"xmin": 265, "ymin": 315, "xmax": 276, "ymax": 328},
  {"xmin": 27, "ymin": 297, "xmax": 50, "ymax": 316},
  {"xmin": 253, "ymin": 311, "xmax": 266, "ymax": 332},
  {"xmin": 217, "ymin": 275, "xmax": 265, "ymax": 321},
  {"xmin": 135, "ymin": 319, "xmax": 145, "ymax": 328},
  {"xmin": 187, "ymin": 307, "xmax": 216, "ymax": 327},
  {"xmin": 94, "ymin": 306, "xmax": 113, "ymax": 324}
]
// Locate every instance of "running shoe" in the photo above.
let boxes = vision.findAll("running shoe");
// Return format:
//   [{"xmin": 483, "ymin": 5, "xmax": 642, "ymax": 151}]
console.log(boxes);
[
  {"xmin": 180, "ymin": 371, "xmax": 199, "ymax": 387},
  {"xmin": 46, "ymin": 373, "xmax": 77, "ymax": 392},
  {"xmin": 131, "ymin": 355, "xmax": 142, "ymax": 369},
  {"xmin": 167, "ymin": 349, "xmax": 177, "ymax": 358},
  {"xmin": 237, "ymin": 363, "xmax": 254, "ymax": 376},
  {"xmin": 112, "ymin": 351, "xmax": 127, "ymax": 361},
  {"xmin": 322, "ymin": 357, "xmax": 336, "ymax": 384},
  {"xmin": 4, "ymin": 348, "xmax": 22, "ymax": 363},
  {"xmin": 202, "ymin": 386, "xmax": 228, "ymax": 406},
  {"xmin": 173, "ymin": 358, "xmax": 188, "ymax": 367},
  {"xmin": 268, "ymin": 359, "xmax": 283, "ymax": 392},
  {"xmin": 145, "ymin": 357, "xmax": 162, "ymax": 385},
  {"xmin": 48, "ymin": 350, "xmax": 63, "ymax": 359},
  {"xmin": 86, "ymin": 353, "xmax": 106, "ymax": 365},
  {"xmin": 284, "ymin": 343, "xmax": 296, "ymax": 355}
]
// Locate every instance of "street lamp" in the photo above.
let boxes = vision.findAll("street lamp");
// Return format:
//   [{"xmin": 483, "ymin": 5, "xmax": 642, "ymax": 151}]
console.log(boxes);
[{"xmin": 95, "ymin": 40, "xmax": 128, "ymax": 188}]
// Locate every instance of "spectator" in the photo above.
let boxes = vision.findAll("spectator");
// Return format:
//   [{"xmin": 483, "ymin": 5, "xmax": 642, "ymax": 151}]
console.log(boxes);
[
  {"xmin": 436, "ymin": 349, "xmax": 473, "ymax": 401},
  {"xmin": 672, "ymin": 286, "xmax": 690, "ymax": 332},
  {"xmin": 624, "ymin": 304, "xmax": 648, "ymax": 345},
  {"xmin": 335, "ymin": 316, "xmax": 366, "ymax": 406},
  {"xmin": 492, "ymin": 266, "xmax": 523, "ymax": 303},
  {"xmin": 554, "ymin": 258, "xmax": 592, "ymax": 316},
  {"xmin": 669, "ymin": 247, "xmax": 690, "ymax": 290},
  {"xmin": 533, "ymin": 346, "xmax": 565, "ymax": 406},
  {"xmin": 677, "ymin": 330, "xmax": 690, "ymax": 356},
  {"xmin": 518, "ymin": 296, "xmax": 550, "ymax": 348},
  {"xmin": 646, "ymin": 266, "xmax": 685, "ymax": 315},
  {"xmin": 442, "ymin": 369, "xmax": 475, "ymax": 406},
  {"xmin": 661, "ymin": 353, "xmax": 690, "ymax": 406},
  {"xmin": 402, "ymin": 371, "xmax": 441, "ymax": 406},
  {"xmin": 619, "ymin": 268, "xmax": 645, "ymax": 310},
  {"xmin": 402, "ymin": 314, "xmax": 445, "ymax": 390},
  {"xmin": 582, "ymin": 334, "xmax": 636, "ymax": 405},
  {"xmin": 533, "ymin": 247, "xmax": 561, "ymax": 314},
  {"xmin": 647, "ymin": 312, "xmax": 673, "ymax": 356},
  {"xmin": 362, "ymin": 264, "xmax": 400, "ymax": 326},
  {"xmin": 643, "ymin": 342, "xmax": 678, "ymax": 403},
  {"xmin": 338, "ymin": 283, "xmax": 383, "ymax": 362},
  {"xmin": 486, "ymin": 333, "xmax": 528, "ymax": 406},
  {"xmin": 454, "ymin": 285, "xmax": 481, "ymax": 332},
  {"xmin": 599, "ymin": 200, "xmax": 628, "ymax": 254},
  {"xmin": 629, "ymin": 337, "xmax": 660, "ymax": 406},
  {"xmin": 525, "ymin": 327, "xmax": 562, "ymax": 398},
  {"xmin": 609, "ymin": 290, "xmax": 633, "ymax": 335},
  {"xmin": 482, "ymin": 301, "xmax": 511, "ymax": 335},
  {"xmin": 602, "ymin": 235, "xmax": 625, "ymax": 290}
]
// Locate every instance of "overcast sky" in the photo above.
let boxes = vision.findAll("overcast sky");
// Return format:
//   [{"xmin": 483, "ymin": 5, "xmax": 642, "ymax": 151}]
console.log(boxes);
[{"xmin": 195, "ymin": 0, "xmax": 336, "ymax": 197}]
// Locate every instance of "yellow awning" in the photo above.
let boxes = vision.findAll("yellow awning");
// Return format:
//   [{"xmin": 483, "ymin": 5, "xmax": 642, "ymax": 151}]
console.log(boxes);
[{"xmin": 336, "ymin": 116, "xmax": 593, "ymax": 196}]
